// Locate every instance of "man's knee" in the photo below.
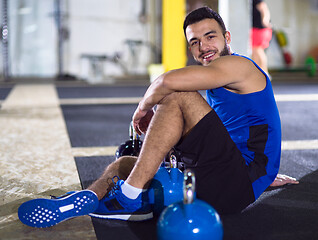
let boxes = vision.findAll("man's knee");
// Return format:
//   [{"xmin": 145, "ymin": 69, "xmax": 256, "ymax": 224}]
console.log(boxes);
[
  {"xmin": 157, "ymin": 91, "xmax": 211, "ymax": 133},
  {"xmin": 159, "ymin": 91, "xmax": 204, "ymax": 105}
]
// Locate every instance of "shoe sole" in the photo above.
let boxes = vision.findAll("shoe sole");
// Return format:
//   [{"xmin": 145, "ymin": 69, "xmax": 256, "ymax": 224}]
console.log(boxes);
[
  {"xmin": 18, "ymin": 190, "xmax": 98, "ymax": 228},
  {"xmin": 89, "ymin": 211, "xmax": 153, "ymax": 221}
]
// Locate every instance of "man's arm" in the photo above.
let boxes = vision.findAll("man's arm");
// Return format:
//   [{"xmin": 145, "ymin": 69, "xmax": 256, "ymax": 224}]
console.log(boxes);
[
  {"xmin": 133, "ymin": 55, "xmax": 262, "ymax": 134},
  {"xmin": 139, "ymin": 55, "xmax": 257, "ymax": 111}
]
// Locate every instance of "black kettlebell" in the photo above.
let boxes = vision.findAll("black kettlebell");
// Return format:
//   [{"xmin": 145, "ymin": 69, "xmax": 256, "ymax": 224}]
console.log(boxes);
[{"xmin": 115, "ymin": 121, "xmax": 143, "ymax": 159}]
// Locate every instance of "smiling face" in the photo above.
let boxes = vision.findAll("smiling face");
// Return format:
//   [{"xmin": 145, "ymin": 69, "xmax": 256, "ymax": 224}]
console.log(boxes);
[{"xmin": 185, "ymin": 18, "xmax": 231, "ymax": 66}]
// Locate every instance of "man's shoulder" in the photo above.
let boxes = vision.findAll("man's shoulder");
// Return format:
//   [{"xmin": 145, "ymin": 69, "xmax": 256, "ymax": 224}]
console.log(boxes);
[
  {"xmin": 230, "ymin": 53, "xmax": 252, "ymax": 61},
  {"xmin": 214, "ymin": 54, "xmax": 265, "ymax": 94},
  {"xmin": 215, "ymin": 54, "xmax": 254, "ymax": 70}
]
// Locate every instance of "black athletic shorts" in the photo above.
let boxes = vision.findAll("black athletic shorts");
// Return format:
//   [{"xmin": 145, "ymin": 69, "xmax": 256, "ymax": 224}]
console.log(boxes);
[{"xmin": 175, "ymin": 110, "xmax": 255, "ymax": 215}]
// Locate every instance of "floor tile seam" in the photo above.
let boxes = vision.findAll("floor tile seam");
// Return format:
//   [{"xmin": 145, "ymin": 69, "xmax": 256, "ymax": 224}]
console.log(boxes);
[
  {"xmin": 275, "ymin": 94, "xmax": 318, "ymax": 102},
  {"xmin": 72, "ymin": 146, "xmax": 117, "ymax": 157},
  {"xmin": 281, "ymin": 139, "xmax": 318, "ymax": 150},
  {"xmin": 58, "ymin": 94, "xmax": 318, "ymax": 105},
  {"xmin": 71, "ymin": 139, "xmax": 318, "ymax": 157},
  {"xmin": 59, "ymin": 97, "xmax": 142, "ymax": 105}
]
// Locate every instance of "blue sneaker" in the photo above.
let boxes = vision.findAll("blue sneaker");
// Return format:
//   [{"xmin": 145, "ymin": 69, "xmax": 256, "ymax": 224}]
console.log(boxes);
[
  {"xmin": 89, "ymin": 178, "xmax": 153, "ymax": 221},
  {"xmin": 18, "ymin": 190, "xmax": 98, "ymax": 228}
]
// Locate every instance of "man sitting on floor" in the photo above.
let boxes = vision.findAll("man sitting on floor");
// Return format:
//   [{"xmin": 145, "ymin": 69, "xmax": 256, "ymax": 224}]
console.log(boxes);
[{"xmin": 18, "ymin": 7, "xmax": 298, "ymax": 228}]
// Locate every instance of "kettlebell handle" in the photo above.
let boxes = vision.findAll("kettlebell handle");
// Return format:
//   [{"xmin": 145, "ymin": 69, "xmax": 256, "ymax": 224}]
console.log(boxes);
[
  {"xmin": 170, "ymin": 154, "xmax": 177, "ymax": 168},
  {"xmin": 129, "ymin": 121, "xmax": 140, "ymax": 140},
  {"xmin": 183, "ymin": 169, "xmax": 196, "ymax": 204}
]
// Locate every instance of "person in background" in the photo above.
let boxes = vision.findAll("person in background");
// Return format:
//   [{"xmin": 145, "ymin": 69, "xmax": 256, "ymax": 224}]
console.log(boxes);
[{"xmin": 251, "ymin": 0, "xmax": 272, "ymax": 74}]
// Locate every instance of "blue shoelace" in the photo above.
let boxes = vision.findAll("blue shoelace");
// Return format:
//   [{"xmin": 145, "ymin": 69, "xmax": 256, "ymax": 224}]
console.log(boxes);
[{"xmin": 107, "ymin": 176, "xmax": 122, "ymax": 197}]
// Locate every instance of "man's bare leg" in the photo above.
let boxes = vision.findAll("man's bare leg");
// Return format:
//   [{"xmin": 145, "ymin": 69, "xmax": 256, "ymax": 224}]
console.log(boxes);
[
  {"xmin": 88, "ymin": 91, "xmax": 211, "ymax": 198},
  {"xmin": 87, "ymin": 156, "xmax": 137, "ymax": 200},
  {"xmin": 126, "ymin": 91, "xmax": 212, "ymax": 189},
  {"xmin": 88, "ymin": 91, "xmax": 211, "ymax": 199}
]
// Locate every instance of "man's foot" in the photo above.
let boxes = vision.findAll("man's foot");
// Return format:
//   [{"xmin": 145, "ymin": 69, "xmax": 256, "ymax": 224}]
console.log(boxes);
[
  {"xmin": 18, "ymin": 190, "xmax": 98, "ymax": 228},
  {"xmin": 89, "ymin": 177, "xmax": 153, "ymax": 221}
]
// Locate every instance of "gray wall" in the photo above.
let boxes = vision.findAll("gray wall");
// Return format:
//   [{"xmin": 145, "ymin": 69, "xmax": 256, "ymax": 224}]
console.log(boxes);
[{"xmin": 2, "ymin": 0, "xmax": 318, "ymax": 80}]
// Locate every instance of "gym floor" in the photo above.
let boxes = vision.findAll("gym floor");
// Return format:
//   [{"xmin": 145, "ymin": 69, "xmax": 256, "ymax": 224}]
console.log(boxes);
[{"xmin": 0, "ymin": 73, "xmax": 318, "ymax": 239}]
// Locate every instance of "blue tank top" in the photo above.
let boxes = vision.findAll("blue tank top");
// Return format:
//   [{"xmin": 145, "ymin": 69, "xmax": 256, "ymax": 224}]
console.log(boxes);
[{"xmin": 206, "ymin": 53, "xmax": 281, "ymax": 199}]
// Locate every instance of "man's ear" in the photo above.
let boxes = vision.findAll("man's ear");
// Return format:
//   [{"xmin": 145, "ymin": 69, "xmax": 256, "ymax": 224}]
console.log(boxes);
[{"xmin": 224, "ymin": 31, "xmax": 231, "ymax": 44}]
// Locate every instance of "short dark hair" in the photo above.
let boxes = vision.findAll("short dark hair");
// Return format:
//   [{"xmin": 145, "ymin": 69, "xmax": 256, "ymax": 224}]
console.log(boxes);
[{"xmin": 183, "ymin": 7, "xmax": 227, "ymax": 37}]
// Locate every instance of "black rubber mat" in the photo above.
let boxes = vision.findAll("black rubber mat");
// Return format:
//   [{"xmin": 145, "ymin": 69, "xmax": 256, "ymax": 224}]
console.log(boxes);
[
  {"xmin": 0, "ymin": 86, "xmax": 12, "ymax": 100},
  {"xmin": 92, "ymin": 216, "xmax": 158, "ymax": 240},
  {"xmin": 74, "ymin": 151, "xmax": 318, "ymax": 240},
  {"xmin": 58, "ymin": 83, "xmax": 318, "ymax": 240},
  {"xmin": 279, "ymin": 101, "xmax": 318, "ymax": 140},
  {"xmin": 273, "ymin": 82, "xmax": 318, "ymax": 94},
  {"xmin": 222, "ymin": 150, "xmax": 318, "ymax": 240},
  {"xmin": 61, "ymin": 104, "xmax": 137, "ymax": 147},
  {"xmin": 57, "ymin": 85, "xmax": 148, "ymax": 99},
  {"xmin": 75, "ymin": 156, "xmax": 115, "ymax": 189}
]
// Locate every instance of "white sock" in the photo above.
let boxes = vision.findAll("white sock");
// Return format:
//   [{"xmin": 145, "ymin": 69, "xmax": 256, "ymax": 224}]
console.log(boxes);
[{"xmin": 121, "ymin": 182, "xmax": 143, "ymax": 200}]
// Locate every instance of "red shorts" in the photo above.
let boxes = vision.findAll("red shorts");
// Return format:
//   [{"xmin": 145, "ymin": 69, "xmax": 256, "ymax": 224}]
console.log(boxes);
[{"xmin": 251, "ymin": 28, "xmax": 272, "ymax": 49}]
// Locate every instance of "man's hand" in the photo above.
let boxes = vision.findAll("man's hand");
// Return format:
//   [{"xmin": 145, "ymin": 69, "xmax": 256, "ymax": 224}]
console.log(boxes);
[
  {"xmin": 269, "ymin": 174, "xmax": 299, "ymax": 187},
  {"xmin": 132, "ymin": 106, "xmax": 154, "ymax": 135}
]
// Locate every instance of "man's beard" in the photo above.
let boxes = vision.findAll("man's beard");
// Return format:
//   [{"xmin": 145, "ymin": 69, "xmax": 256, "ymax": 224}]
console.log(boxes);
[
  {"xmin": 220, "ymin": 41, "xmax": 231, "ymax": 56},
  {"xmin": 195, "ymin": 41, "xmax": 231, "ymax": 65}
]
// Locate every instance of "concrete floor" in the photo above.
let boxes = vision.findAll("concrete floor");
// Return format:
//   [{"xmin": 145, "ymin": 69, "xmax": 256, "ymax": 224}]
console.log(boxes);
[{"xmin": 0, "ymin": 74, "xmax": 318, "ymax": 239}]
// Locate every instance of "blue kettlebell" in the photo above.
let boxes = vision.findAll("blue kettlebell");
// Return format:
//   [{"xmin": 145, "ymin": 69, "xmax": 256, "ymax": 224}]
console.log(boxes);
[
  {"xmin": 148, "ymin": 154, "xmax": 184, "ymax": 216},
  {"xmin": 157, "ymin": 170, "xmax": 223, "ymax": 240}
]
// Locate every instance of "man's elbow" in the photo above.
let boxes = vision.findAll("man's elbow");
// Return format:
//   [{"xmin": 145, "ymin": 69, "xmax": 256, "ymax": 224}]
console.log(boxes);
[{"xmin": 160, "ymin": 71, "xmax": 179, "ymax": 92}]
